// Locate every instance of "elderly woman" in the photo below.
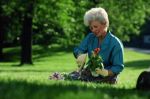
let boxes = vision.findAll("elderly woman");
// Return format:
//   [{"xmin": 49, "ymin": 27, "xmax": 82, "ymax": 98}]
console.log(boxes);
[{"xmin": 73, "ymin": 7, "xmax": 124, "ymax": 84}]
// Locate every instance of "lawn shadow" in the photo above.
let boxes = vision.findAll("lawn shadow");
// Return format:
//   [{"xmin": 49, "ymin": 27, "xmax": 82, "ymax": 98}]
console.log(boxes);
[
  {"xmin": 2, "ymin": 47, "xmax": 21, "ymax": 62},
  {"xmin": 32, "ymin": 45, "xmax": 74, "ymax": 60},
  {"xmin": 0, "ymin": 80, "xmax": 150, "ymax": 99},
  {"xmin": 0, "ymin": 69, "xmax": 51, "ymax": 73},
  {"xmin": 1, "ymin": 45, "xmax": 74, "ymax": 62},
  {"xmin": 125, "ymin": 59, "xmax": 150, "ymax": 69}
]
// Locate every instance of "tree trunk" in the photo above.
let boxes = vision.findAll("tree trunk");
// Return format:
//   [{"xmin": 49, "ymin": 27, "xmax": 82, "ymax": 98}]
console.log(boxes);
[
  {"xmin": 0, "ymin": 8, "xmax": 4, "ymax": 61},
  {"xmin": 0, "ymin": 29, "xmax": 3, "ymax": 61},
  {"xmin": 20, "ymin": 2, "xmax": 34, "ymax": 65}
]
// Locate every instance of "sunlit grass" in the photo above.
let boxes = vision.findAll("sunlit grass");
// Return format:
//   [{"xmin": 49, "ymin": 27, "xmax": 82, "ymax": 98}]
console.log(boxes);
[{"xmin": 0, "ymin": 46, "xmax": 150, "ymax": 99}]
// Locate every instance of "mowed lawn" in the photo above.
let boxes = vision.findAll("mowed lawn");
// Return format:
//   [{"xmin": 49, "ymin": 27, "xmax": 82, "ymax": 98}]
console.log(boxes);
[{"xmin": 0, "ymin": 46, "xmax": 150, "ymax": 99}]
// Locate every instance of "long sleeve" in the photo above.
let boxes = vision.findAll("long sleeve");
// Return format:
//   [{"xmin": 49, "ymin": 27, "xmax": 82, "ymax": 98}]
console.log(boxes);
[
  {"xmin": 73, "ymin": 33, "xmax": 93, "ymax": 58},
  {"xmin": 100, "ymin": 32, "xmax": 124, "ymax": 74},
  {"xmin": 73, "ymin": 31, "xmax": 124, "ymax": 75},
  {"xmin": 109, "ymin": 39, "xmax": 124, "ymax": 74}
]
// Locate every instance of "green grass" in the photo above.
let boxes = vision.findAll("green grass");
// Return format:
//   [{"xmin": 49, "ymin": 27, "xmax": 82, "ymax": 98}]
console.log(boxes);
[{"xmin": 0, "ymin": 45, "xmax": 150, "ymax": 99}]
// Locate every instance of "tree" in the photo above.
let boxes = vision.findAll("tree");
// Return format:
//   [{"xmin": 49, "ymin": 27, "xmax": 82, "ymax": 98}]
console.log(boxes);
[
  {"xmin": 0, "ymin": 22, "xmax": 4, "ymax": 61},
  {"xmin": 97, "ymin": 0, "xmax": 147, "ymax": 41},
  {"xmin": 0, "ymin": 0, "xmax": 150, "ymax": 63},
  {"xmin": 0, "ymin": 1, "xmax": 8, "ymax": 61},
  {"xmin": 20, "ymin": 0, "xmax": 35, "ymax": 65},
  {"xmin": 0, "ymin": 9, "xmax": 3, "ymax": 61}
]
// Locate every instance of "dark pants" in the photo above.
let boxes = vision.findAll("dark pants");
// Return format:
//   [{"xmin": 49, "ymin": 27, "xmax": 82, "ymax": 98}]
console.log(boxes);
[{"xmin": 69, "ymin": 68, "xmax": 117, "ymax": 84}]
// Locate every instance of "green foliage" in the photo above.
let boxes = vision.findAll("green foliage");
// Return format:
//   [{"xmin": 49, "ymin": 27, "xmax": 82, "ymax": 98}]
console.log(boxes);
[
  {"xmin": 87, "ymin": 48, "xmax": 104, "ymax": 71},
  {"xmin": 32, "ymin": 0, "xmax": 62, "ymax": 46},
  {"xmin": 97, "ymin": 0, "xmax": 148, "ymax": 41},
  {"xmin": 0, "ymin": 0, "xmax": 35, "ymax": 44},
  {"xmin": 1, "ymin": 0, "xmax": 20, "ymax": 42},
  {"xmin": 1, "ymin": 0, "xmax": 150, "ymax": 46},
  {"xmin": 33, "ymin": 0, "xmax": 89, "ymax": 47}
]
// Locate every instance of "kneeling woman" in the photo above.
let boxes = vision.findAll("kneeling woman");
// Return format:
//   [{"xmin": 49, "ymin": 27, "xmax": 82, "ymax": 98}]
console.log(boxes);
[{"xmin": 73, "ymin": 7, "xmax": 124, "ymax": 84}]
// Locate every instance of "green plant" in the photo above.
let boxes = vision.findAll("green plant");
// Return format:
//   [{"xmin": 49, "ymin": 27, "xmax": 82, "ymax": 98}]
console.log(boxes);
[{"xmin": 87, "ymin": 48, "xmax": 104, "ymax": 71}]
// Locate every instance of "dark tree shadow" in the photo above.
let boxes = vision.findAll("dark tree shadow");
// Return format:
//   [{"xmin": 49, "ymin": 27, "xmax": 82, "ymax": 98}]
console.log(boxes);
[
  {"xmin": 125, "ymin": 60, "xmax": 150, "ymax": 69},
  {"xmin": 0, "ymin": 69, "xmax": 51, "ymax": 73},
  {"xmin": 0, "ymin": 80, "xmax": 150, "ymax": 99},
  {"xmin": 0, "ymin": 68, "xmax": 70, "ymax": 73},
  {"xmin": 1, "ymin": 45, "xmax": 75, "ymax": 62}
]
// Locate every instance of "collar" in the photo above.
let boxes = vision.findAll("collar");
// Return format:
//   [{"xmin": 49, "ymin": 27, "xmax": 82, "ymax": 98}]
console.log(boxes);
[{"xmin": 101, "ymin": 31, "xmax": 111, "ymax": 45}]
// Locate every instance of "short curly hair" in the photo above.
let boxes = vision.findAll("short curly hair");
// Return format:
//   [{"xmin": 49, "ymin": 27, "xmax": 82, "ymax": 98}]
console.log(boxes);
[{"xmin": 84, "ymin": 7, "xmax": 109, "ymax": 30}]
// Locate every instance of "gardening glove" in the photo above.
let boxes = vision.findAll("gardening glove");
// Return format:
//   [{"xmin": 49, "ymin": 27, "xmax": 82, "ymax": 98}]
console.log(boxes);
[
  {"xmin": 95, "ymin": 68, "xmax": 108, "ymax": 77},
  {"xmin": 76, "ymin": 54, "xmax": 87, "ymax": 68}
]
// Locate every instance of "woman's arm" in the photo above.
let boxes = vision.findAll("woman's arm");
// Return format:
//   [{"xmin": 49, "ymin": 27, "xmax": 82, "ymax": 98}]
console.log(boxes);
[{"xmin": 73, "ymin": 33, "xmax": 93, "ymax": 58}]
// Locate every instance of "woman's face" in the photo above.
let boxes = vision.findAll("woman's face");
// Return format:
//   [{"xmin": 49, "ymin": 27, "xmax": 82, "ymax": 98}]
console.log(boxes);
[{"xmin": 89, "ymin": 20, "xmax": 106, "ymax": 37}]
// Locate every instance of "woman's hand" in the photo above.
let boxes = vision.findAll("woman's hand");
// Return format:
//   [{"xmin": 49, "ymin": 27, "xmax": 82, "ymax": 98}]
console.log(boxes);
[
  {"xmin": 95, "ymin": 68, "xmax": 108, "ymax": 77},
  {"xmin": 76, "ymin": 54, "xmax": 87, "ymax": 68}
]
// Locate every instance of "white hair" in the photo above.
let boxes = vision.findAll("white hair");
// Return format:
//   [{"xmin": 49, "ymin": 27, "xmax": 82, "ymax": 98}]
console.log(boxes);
[{"xmin": 84, "ymin": 7, "xmax": 109, "ymax": 30}]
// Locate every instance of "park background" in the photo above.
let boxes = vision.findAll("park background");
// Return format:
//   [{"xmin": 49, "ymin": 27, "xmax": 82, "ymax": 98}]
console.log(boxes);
[{"xmin": 0, "ymin": 0, "xmax": 150, "ymax": 99}]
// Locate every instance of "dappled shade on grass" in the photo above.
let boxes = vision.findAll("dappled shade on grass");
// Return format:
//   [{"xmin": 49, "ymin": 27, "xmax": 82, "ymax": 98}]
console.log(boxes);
[
  {"xmin": 0, "ymin": 47, "xmax": 150, "ymax": 99},
  {"xmin": 125, "ymin": 60, "xmax": 150, "ymax": 69},
  {"xmin": 2, "ymin": 45, "xmax": 74, "ymax": 62},
  {"xmin": 0, "ymin": 80, "xmax": 150, "ymax": 99}
]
